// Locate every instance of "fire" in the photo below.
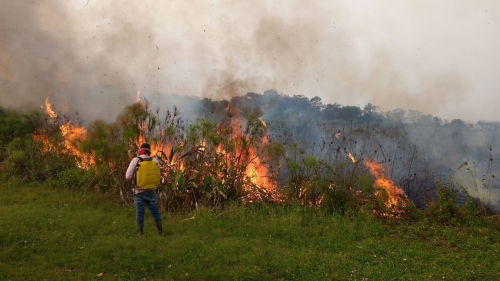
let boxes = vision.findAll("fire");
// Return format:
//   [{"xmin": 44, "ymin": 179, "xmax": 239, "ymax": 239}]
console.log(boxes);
[
  {"xmin": 60, "ymin": 122, "xmax": 95, "ymax": 169},
  {"xmin": 364, "ymin": 161, "xmax": 407, "ymax": 215},
  {"xmin": 33, "ymin": 95, "xmax": 408, "ymax": 213},
  {"xmin": 35, "ymin": 98, "xmax": 95, "ymax": 169},
  {"xmin": 348, "ymin": 152, "xmax": 357, "ymax": 163},
  {"xmin": 44, "ymin": 97, "xmax": 58, "ymax": 118},
  {"xmin": 198, "ymin": 139, "xmax": 206, "ymax": 152},
  {"xmin": 245, "ymin": 147, "xmax": 272, "ymax": 189},
  {"xmin": 136, "ymin": 87, "xmax": 141, "ymax": 104},
  {"xmin": 32, "ymin": 134, "xmax": 51, "ymax": 152},
  {"xmin": 259, "ymin": 118, "xmax": 267, "ymax": 129},
  {"xmin": 222, "ymin": 111, "xmax": 279, "ymax": 202},
  {"xmin": 346, "ymin": 149, "xmax": 407, "ymax": 216},
  {"xmin": 216, "ymin": 143, "xmax": 224, "ymax": 155}
]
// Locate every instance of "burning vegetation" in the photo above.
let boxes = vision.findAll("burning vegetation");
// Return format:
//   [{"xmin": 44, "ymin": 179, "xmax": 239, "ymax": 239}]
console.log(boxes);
[
  {"xmin": 33, "ymin": 97, "xmax": 283, "ymax": 210},
  {"xmin": 26, "ymin": 96, "xmax": 415, "ymax": 217},
  {"xmin": 33, "ymin": 98, "xmax": 95, "ymax": 169},
  {"xmin": 3, "ymin": 91, "xmax": 496, "ymax": 221}
]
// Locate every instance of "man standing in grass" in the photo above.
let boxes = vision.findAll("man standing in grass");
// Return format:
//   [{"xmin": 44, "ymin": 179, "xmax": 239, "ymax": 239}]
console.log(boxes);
[{"xmin": 125, "ymin": 143, "xmax": 163, "ymax": 235}]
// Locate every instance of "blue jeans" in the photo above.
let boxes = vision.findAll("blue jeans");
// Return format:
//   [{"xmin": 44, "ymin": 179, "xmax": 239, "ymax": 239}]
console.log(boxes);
[{"xmin": 133, "ymin": 190, "xmax": 161, "ymax": 223}]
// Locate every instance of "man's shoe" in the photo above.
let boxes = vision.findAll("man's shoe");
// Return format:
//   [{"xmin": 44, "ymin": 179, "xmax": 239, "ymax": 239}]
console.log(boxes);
[
  {"xmin": 155, "ymin": 220, "xmax": 163, "ymax": 235},
  {"xmin": 137, "ymin": 221, "xmax": 144, "ymax": 235}
]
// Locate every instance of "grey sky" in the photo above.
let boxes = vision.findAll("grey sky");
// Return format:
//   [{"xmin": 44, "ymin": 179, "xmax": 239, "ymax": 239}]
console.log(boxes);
[{"xmin": 1, "ymin": 0, "xmax": 499, "ymax": 122}]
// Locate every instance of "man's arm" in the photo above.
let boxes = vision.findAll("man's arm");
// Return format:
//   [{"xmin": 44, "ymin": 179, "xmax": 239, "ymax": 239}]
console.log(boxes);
[{"xmin": 125, "ymin": 157, "xmax": 139, "ymax": 180}]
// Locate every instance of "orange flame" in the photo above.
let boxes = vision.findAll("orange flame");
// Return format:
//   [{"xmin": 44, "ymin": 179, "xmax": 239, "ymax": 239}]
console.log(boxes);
[
  {"xmin": 136, "ymin": 87, "xmax": 141, "ymax": 104},
  {"xmin": 345, "ymin": 150, "xmax": 406, "ymax": 215},
  {"xmin": 198, "ymin": 139, "xmax": 206, "ymax": 152},
  {"xmin": 37, "ymin": 99, "xmax": 278, "ymax": 201},
  {"xmin": 44, "ymin": 97, "xmax": 57, "ymax": 118},
  {"xmin": 60, "ymin": 122, "xmax": 95, "ymax": 169},
  {"xmin": 348, "ymin": 152, "xmax": 357, "ymax": 163},
  {"xmin": 36, "ymin": 98, "xmax": 95, "ymax": 169},
  {"xmin": 32, "ymin": 134, "xmax": 51, "ymax": 152},
  {"xmin": 216, "ymin": 112, "xmax": 280, "ymax": 202},
  {"xmin": 364, "ymin": 161, "xmax": 406, "ymax": 213},
  {"xmin": 259, "ymin": 118, "xmax": 267, "ymax": 129},
  {"xmin": 245, "ymin": 147, "xmax": 273, "ymax": 189}
]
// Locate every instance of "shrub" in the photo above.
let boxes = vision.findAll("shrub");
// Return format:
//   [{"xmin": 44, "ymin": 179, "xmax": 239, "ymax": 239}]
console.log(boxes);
[
  {"xmin": 58, "ymin": 167, "xmax": 92, "ymax": 189},
  {"xmin": 463, "ymin": 197, "xmax": 482, "ymax": 226},
  {"xmin": 425, "ymin": 183, "xmax": 462, "ymax": 224}
]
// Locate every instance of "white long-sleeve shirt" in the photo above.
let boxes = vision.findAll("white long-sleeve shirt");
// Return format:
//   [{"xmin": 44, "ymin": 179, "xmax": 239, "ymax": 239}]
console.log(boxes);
[{"xmin": 125, "ymin": 154, "xmax": 161, "ymax": 194}]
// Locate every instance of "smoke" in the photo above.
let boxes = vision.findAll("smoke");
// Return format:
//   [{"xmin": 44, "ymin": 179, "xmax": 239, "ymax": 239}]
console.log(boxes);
[
  {"xmin": 400, "ymin": 118, "xmax": 500, "ymax": 211},
  {"xmin": 454, "ymin": 166, "xmax": 499, "ymax": 210},
  {"xmin": 2, "ymin": 0, "xmax": 500, "ymax": 210},
  {"xmin": 0, "ymin": 1, "xmax": 135, "ymax": 122},
  {"xmin": 1, "ymin": 1, "xmax": 500, "ymax": 123}
]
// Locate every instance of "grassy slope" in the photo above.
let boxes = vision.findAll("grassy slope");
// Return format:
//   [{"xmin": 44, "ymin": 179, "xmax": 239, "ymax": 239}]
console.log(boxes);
[{"xmin": 1, "ymin": 180, "xmax": 500, "ymax": 281}]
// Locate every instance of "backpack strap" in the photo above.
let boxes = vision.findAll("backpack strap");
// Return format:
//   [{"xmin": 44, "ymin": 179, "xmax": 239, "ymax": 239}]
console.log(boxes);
[{"xmin": 130, "ymin": 157, "xmax": 144, "ymax": 189}]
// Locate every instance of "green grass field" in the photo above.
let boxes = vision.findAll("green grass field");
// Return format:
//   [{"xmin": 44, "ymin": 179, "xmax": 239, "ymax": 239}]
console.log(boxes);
[{"xmin": 1, "ymin": 179, "xmax": 500, "ymax": 280}]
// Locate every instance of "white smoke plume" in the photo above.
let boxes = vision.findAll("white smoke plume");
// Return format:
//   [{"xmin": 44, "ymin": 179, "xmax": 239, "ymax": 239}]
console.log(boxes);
[{"xmin": 1, "ymin": 0, "xmax": 500, "ymax": 122}]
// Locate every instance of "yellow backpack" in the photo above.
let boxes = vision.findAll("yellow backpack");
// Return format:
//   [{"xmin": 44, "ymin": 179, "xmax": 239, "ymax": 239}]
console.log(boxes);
[{"xmin": 134, "ymin": 157, "xmax": 160, "ymax": 190}]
